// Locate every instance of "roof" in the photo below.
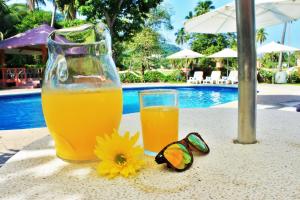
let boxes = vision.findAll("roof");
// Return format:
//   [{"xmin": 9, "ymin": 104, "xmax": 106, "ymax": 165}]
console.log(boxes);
[{"xmin": 0, "ymin": 24, "xmax": 55, "ymax": 50}]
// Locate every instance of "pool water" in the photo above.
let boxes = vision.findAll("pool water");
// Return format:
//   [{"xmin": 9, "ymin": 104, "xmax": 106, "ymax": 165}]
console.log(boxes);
[{"xmin": 0, "ymin": 86, "xmax": 237, "ymax": 130}]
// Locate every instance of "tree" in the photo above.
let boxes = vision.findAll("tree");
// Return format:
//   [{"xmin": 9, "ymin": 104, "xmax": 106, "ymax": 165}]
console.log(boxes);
[
  {"xmin": 145, "ymin": 5, "xmax": 173, "ymax": 31},
  {"xmin": 256, "ymin": 28, "xmax": 267, "ymax": 44},
  {"xmin": 175, "ymin": 28, "xmax": 188, "ymax": 45},
  {"xmin": 188, "ymin": 0, "xmax": 235, "ymax": 54},
  {"xmin": 0, "ymin": 4, "xmax": 29, "ymax": 38},
  {"xmin": 119, "ymin": 5, "xmax": 172, "ymax": 69},
  {"xmin": 194, "ymin": 0, "xmax": 215, "ymax": 16},
  {"xmin": 126, "ymin": 28, "xmax": 162, "ymax": 75},
  {"xmin": 16, "ymin": 10, "xmax": 52, "ymax": 32},
  {"xmin": 26, "ymin": 0, "xmax": 46, "ymax": 11},
  {"xmin": 78, "ymin": 0, "xmax": 163, "ymax": 61},
  {"xmin": 191, "ymin": 34, "xmax": 231, "ymax": 55},
  {"xmin": 0, "ymin": 0, "xmax": 8, "ymax": 15},
  {"xmin": 55, "ymin": 0, "xmax": 76, "ymax": 20},
  {"xmin": 185, "ymin": 11, "xmax": 193, "ymax": 19},
  {"xmin": 175, "ymin": 0, "xmax": 216, "ymax": 47}
]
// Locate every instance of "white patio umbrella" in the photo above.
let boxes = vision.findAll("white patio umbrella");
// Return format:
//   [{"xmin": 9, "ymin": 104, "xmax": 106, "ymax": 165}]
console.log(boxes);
[
  {"xmin": 167, "ymin": 49, "xmax": 204, "ymax": 79},
  {"xmin": 184, "ymin": 0, "xmax": 300, "ymax": 34},
  {"xmin": 166, "ymin": 49, "xmax": 204, "ymax": 59},
  {"xmin": 257, "ymin": 41, "xmax": 300, "ymax": 54},
  {"xmin": 257, "ymin": 41, "xmax": 299, "ymax": 70},
  {"xmin": 208, "ymin": 48, "xmax": 237, "ymax": 76}
]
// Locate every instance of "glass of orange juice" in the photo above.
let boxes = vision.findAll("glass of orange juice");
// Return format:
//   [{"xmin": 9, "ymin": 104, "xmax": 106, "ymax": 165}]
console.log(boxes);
[
  {"xmin": 42, "ymin": 23, "xmax": 122, "ymax": 162},
  {"xmin": 139, "ymin": 90, "xmax": 178, "ymax": 156}
]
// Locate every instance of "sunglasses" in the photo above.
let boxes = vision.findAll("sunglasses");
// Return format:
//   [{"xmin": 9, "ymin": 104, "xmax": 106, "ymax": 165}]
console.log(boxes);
[{"xmin": 155, "ymin": 132, "xmax": 209, "ymax": 172}]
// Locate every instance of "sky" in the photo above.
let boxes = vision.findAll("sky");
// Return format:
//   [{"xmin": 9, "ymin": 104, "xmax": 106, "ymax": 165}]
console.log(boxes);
[{"xmin": 8, "ymin": 0, "xmax": 300, "ymax": 48}]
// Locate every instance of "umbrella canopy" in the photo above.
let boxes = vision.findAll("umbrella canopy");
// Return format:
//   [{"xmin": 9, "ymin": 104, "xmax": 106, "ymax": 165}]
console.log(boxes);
[
  {"xmin": 0, "ymin": 24, "xmax": 55, "ymax": 55},
  {"xmin": 208, "ymin": 48, "xmax": 237, "ymax": 58},
  {"xmin": 257, "ymin": 41, "xmax": 300, "ymax": 54},
  {"xmin": 184, "ymin": 0, "xmax": 300, "ymax": 34},
  {"xmin": 166, "ymin": 49, "xmax": 204, "ymax": 59},
  {"xmin": 208, "ymin": 48, "xmax": 237, "ymax": 76}
]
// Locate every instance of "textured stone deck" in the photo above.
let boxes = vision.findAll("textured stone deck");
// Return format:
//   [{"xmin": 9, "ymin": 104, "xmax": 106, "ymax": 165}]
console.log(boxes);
[{"xmin": 0, "ymin": 108, "xmax": 299, "ymax": 200}]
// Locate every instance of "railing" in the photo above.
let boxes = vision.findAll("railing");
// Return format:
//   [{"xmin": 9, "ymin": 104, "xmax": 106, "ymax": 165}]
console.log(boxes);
[
  {"xmin": 0, "ymin": 67, "xmax": 43, "ymax": 87},
  {"xmin": 0, "ymin": 68, "xmax": 27, "ymax": 86},
  {"xmin": 26, "ymin": 68, "xmax": 44, "ymax": 79}
]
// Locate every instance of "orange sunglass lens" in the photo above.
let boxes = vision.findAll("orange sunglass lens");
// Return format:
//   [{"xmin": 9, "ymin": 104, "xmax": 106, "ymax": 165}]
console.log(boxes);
[{"xmin": 163, "ymin": 143, "xmax": 192, "ymax": 170}]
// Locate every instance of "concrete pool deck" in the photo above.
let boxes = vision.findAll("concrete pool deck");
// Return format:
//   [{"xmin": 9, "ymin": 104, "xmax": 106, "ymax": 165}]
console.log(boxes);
[
  {"xmin": 0, "ymin": 84, "xmax": 299, "ymax": 199},
  {"xmin": 0, "ymin": 108, "xmax": 299, "ymax": 199},
  {"xmin": 0, "ymin": 84, "xmax": 299, "ymax": 167}
]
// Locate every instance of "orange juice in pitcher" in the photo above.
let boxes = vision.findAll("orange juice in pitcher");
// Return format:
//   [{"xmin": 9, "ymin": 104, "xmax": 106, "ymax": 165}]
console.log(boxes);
[{"xmin": 42, "ymin": 88, "xmax": 122, "ymax": 161}]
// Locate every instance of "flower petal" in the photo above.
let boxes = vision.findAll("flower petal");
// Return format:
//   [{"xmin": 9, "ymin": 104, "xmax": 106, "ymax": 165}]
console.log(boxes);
[
  {"xmin": 94, "ymin": 130, "xmax": 144, "ymax": 178},
  {"xmin": 129, "ymin": 132, "xmax": 139, "ymax": 146}
]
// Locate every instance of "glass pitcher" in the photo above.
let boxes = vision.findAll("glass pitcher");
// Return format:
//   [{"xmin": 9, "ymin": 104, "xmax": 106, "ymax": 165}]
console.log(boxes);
[{"xmin": 42, "ymin": 23, "xmax": 122, "ymax": 162}]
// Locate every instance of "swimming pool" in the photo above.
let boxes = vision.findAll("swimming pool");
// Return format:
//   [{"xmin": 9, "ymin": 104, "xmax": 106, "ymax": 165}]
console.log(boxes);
[{"xmin": 0, "ymin": 86, "xmax": 238, "ymax": 130}]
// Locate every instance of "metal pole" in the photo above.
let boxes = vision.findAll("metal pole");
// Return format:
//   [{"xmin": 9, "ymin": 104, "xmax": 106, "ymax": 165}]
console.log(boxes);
[
  {"xmin": 235, "ymin": 0, "xmax": 257, "ymax": 144},
  {"xmin": 278, "ymin": 22, "xmax": 287, "ymax": 71},
  {"xmin": 226, "ymin": 58, "xmax": 229, "ymax": 76}
]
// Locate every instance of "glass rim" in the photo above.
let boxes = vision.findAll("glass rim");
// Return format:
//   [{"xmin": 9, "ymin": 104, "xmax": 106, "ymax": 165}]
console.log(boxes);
[
  {"xmin": 48, "ymin": 24, "xmax": 105, "ymax": 46},
  {"xmin": 138, "ymin": 89, "xmax": 177, "ymax": 96}
]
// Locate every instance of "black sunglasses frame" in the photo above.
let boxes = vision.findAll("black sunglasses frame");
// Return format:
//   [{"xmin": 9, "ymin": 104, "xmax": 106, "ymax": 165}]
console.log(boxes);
[{"xmin": 155, "ymin": 132, "xmax": 209, "ymax": 172}]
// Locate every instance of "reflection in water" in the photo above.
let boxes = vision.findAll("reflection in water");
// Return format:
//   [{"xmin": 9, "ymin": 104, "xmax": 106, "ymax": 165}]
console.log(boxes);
[{"xmin": 210, "ymin": 91, "xmax": 221, "ymax": 103}]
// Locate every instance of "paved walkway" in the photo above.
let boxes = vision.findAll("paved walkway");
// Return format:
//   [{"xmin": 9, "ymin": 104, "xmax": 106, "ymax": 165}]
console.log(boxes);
[
  {"xmin": 0, "ymin": 84, "xmax": 299, "ymax": 167},
  {"xmin": 214, "ymin": 84, "xmax": 300, "ymax": 112},
  {"xmin": 0, "ymin": 128, "xmax": 48, "ymax": 167}
]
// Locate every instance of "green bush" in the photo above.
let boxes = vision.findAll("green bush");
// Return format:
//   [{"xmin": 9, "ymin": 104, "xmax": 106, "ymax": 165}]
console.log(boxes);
[
  {"xmin": 164, "ymin": 70, "xmax": 186, "ymax": 82},
  {"xmin": 258, "ymin": 68, "xmax": 274, "ymax": 83},
  {"xmin": 288, "ymin": 71, "xmax": 300, "ymax": 83},
  {"xmin": 144, "ymin": 71, "xmax": 165, "ymax": 82},
  {"xmin": 58, "ymin": 19, "xmax": 86, "ymax": 28},
  {"xmin": 15, "ymin": 10, "xmax": 52, "ymax": 32},
  {"xmin": 119, "ymin": 72, "xmax": 142, "ymax": 83}
]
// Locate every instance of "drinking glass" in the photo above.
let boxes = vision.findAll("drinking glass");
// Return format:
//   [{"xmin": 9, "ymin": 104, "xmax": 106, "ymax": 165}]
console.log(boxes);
[
  {"xmin": 139, "ymin": 89, "xmax": 179, "ymax": 156},
  {"xmin": 42, "ymin": 23, "xmax": 122, "ymax": 162}
]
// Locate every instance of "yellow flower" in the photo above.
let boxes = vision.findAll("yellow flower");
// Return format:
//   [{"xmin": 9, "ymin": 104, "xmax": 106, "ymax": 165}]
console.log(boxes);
[{"xmin": 94, "ymin": 130, "xmax": 144, "ymax": 178}]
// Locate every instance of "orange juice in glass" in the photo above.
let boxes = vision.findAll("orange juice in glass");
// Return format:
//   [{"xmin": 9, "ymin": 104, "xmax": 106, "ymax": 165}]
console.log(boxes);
[
  {"xmin": 42, "ymin": 23, "xmax": 122, "ymax": 162},
  {"xmin": 139, "ymin": 90, "xmax": 178, "ymax": 156}
]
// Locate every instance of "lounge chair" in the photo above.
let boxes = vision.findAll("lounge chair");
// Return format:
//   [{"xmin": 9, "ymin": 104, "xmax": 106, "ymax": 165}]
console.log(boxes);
[
  {"xmin": 218, "ymin": 76, "xmax": 227, "ymax": 84},
  {"xmin": 224, "ymin": 70, "xmax": 238, "ymax": 84},
  {"xmin": 203, "ymin": 71, "xmax": 221, "ymax": 84},
  {"xmin": 187, "ymin": 71, "xmax": 203, "ymax": 84}
]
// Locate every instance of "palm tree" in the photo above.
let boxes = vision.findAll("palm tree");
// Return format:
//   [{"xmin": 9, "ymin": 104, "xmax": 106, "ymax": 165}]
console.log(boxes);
[
  {"xmin": 175, "ymin": 28, "xmax": 187, "ymax": 45},
  {"xmin": 64, "ymin": 1, "xmax": 76, "ymax": 20},
  {"xmin": 256, "ymin": 28, "xmax": 268, "ymax": 44},
  {"xmin": 56, "ymin": 0, "xmax": 77, "ymax": 20},
  {"xmin": 0, "ymin": 0, "xmax": 8, "ymax": 14},
  {"xmin": 26, "ymin": 0, "xmax": 46, "ymax": 11},
  {"xmin": 185, "ymin": 11, "xmax": 193, "ymax": 20},
  {"xmin": 50, "ymin": 0, "xmax": 77, "ymax": 27},
  {"xmin": 194, "ymin": 0, "xmax": 215, "ymax": 16}
]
